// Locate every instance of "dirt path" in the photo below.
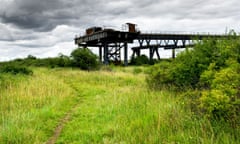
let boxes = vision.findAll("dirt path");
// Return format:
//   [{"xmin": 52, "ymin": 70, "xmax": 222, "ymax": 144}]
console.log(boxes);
[{"xmin": 46, "ymin": 104, "xmax": 79, "ymax": 144}]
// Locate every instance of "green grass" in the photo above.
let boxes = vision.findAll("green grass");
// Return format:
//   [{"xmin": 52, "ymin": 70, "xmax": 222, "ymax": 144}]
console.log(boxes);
[
  {"xmin": 0, "ymin": 68, "xmax": 79, "ymax": 143},
  {"xmin": 0, "ymin": 67, "xmax": 239, "ymax": 143}
]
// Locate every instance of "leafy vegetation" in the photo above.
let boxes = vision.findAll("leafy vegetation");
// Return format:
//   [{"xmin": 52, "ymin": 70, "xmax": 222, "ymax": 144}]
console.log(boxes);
[
  {"xmin": 70, "ymin": 48, "xmax": 99, "ymax": 70},
  {"xmin": 0, "ymin": 64, "xmax": 33, "ymax": 75},
  {"xmin": 130, "ymin": 55, "xmax": 150, "ymax": 65},
  {"xmin": 0, "ymin": 54, "xmax": 72, "ymax": 68},
  {"xmin": 0, "ymin": 47, "xmax": 99, "ymax": 70},
  {"xmin": 147, "ymin": 35, "xmax": 240, "ymax": 125}
]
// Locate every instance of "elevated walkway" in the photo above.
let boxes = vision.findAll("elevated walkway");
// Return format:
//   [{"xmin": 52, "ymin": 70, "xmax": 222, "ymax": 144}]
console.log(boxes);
[{"xmin": 75, "ymin": 25, "xmax": 228, "ymax": 65}]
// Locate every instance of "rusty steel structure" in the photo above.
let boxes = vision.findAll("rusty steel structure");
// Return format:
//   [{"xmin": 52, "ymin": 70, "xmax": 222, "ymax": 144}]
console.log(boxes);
[{"xmin": 75, "ymin": 23, "xmax": 227, "ymax": 65}]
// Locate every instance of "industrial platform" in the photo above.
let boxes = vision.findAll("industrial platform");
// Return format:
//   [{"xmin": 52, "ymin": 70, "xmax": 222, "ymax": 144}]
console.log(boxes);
[{"xmin": 75, "ymin": 23, "xmax": 227, "ymax": 65}]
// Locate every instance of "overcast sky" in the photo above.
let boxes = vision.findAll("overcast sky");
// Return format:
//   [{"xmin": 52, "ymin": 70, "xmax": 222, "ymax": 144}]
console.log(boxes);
[{"xmin": 0, "ymin": 0, "xmax": 239, "ymax": 61}]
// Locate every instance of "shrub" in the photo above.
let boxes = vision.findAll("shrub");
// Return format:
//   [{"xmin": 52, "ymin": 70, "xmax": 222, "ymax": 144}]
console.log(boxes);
[
  {"xmin": 0, "ymin": 64, "xmax": 33, "ymax": 75},
  {"xmin": 146, "ymin": 61, "xmax": 174, "ymax": 89},
  {"xmin": 130, "ymin": 55, "xmax": 150, "ymax": 65},
  {"xmin": 71, "ymin": 48, "xmax": 99, "ymax": 70},
  {"xmin": 148, "ymin": 36, "xmax": 240, "ymax": 89},
  {"xmin": 57, "ymin": 54, "xmax": 72, "ymax": 67},
  {"xmin": 199, "ymin": 60, "xmax": 240, "ymax": 123},
  {"xmin": 147, "ymin": 35, "xmax": 240, "ymax": 122}
]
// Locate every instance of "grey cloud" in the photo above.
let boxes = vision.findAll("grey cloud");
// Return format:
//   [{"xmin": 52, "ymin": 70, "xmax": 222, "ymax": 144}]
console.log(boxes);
[
  {"xmin": 1, "ymin": 0, "xmax": 240, "ymax": 28},
  {"xmin": 0, "ymin": 0, "xmax": 79, "ymax": 31},
  {"xmin": 0, "ymin": 0, "xmax": 124, "ymax": 31},
  {"xmin": 0, "ymin": 0, "xmax": 239, "ymax": 34}
]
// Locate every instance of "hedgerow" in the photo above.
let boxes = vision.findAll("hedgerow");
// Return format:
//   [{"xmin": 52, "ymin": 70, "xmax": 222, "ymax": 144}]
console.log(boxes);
[{"xmin": 0, "ymin": 64, "xmax": 33, "ymax": 75}]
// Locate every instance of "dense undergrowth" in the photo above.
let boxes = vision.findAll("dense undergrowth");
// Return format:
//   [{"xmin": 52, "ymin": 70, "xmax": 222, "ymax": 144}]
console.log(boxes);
[{"xmin": 147, "ymin": 35, "xmax": 240, "ymax": 127}]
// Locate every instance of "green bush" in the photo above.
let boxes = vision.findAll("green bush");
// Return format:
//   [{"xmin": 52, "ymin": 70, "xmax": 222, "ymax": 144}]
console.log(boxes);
[
  {"xmin": 0, "ymin": 64, "xmax": 33, "ymax": 75},
  {"xmin": 0, "ymin": 54, "xmax": 73, "ymax": 68},
  {"xmin": 148, "ymin": 36, "xmax": 240, "ymax": 89},
  {"xmin": 71, "ymin": 48, "xmax": 99, "ymax": 70},
  {"xmin": 147, "ymin": 61, "xmax": 174, "ymax": 89},
  {"xmin": 130, "ymin": 55, "xmax": 150, "ymax": 65},
  {"xmin": 147, "ymin": 35, "xmax": 240, "ymax": 122},
  {"xmin": 199, "ymin": 60, "xmax": 240, "ymax": 123}
]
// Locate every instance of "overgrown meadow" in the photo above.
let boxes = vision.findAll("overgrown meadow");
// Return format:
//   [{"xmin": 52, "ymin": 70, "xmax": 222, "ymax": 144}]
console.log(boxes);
[{"xmin": 0, "ymin": 35, "xmax": 239, "ymax": 143}]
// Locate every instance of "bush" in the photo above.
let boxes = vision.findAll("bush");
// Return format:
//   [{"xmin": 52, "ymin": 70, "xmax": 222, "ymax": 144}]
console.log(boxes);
[
  {"xmin": 56, "ymin": 54, "xmax": 72, "ymax": 67},
  {"xmin": 148, "ymin": 36, "xmax": 240, "ymax": 89},
  {"xmin": 147, "ymin": 35, "xmax": 240, "ymax": 122},
  {"xmin": 71, "ymin": 48, "xmax": 99, "ymax": 70},
  {"xmin": 130, "ymin": 55, "xmax": 150, "ymax": 65},
  {"xmin": 0, "ymin": 64, "xmax": 33, "ymax": 75},
  {"xmin": 199, "ymin": 60, "xmax": 240, "ymax": 124},
  {"xmin": 147, "ymin": 61, "xmax": 174, "ymax": 89}
]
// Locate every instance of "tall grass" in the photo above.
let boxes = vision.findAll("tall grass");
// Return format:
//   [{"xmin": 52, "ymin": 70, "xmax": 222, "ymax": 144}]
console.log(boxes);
[
  {"xmin": 55, "ymin": 67, "xmax": 239, "ymax": 144},
  {"xmin": 0, "ymin": 67, "xmax": 239, "ymax": 143},
  {"xmin": 0, "ymin": 68, "xmax": 78, "ymax": 143}
]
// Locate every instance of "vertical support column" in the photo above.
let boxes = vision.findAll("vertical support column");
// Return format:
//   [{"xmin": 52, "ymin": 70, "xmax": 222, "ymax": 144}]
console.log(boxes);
[
  {"xmin": 99, "ymin": 46, "xmax": 102, "ymax": 63},
  {"xmin": 172, "ymin": 40, "xmax": 178, "ymax": 59},
  {"xmin": 131, "ymin": 49, "xmax": 136, "ymax": 58},
  {"xmin": 182, "ymin": 40, "xmax": 186, "ymax": 47},
  {"xmin": 124, "ymin": 42, "xmax": 128, "ymax": 66},
  {"xmin": 150, "ymin": 48, "xmax": 154, "ymax": 60},
  {"xmin": 146, "ymin": 40, "xmax": 153, "ymax": 61},
  {"xmin": 136, "ymin": 49, "xmax": 141, "ymax": 57},
  {"xmin": 103, "ymin": 42, "xmax": 109, "ymax": 65},
  {"xmin": 137, "ymin": 39, "xmax": 144, "ymax": 57},
  {"xmin": 182, "ymin": 40, "xmax": 188, "ymax": 52},
  {"xmin": 155, "ymin": 40, "xmax": 161, "ymax": 60},
  {"xmin": 172, "ymin": 48, "xmax": 176, "ymax": 59},
  {"xmin": 155, "ymin": 47, "xmax": 161, "ymax": 60}
]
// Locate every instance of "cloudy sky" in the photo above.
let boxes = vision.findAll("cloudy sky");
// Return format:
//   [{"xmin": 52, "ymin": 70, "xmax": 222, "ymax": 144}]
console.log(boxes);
[{"xmin": 0, "ymin": 0, "xmax": 239, "ymax": 61}]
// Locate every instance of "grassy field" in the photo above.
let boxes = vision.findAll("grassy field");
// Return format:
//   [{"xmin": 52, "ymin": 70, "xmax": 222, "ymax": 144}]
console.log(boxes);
[{"xmin": 0, "ymin": 67, "xmax": 239, "ymax": 143}]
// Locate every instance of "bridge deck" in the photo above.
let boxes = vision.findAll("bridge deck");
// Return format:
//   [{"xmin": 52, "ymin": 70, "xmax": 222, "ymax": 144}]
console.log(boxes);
[
  {"xmin": 138, "ymin": 33, "xmax": 227, "ymax": 40},
  {"xmin": 75, "ymin": 30, "xmax": 227, "ymax": 45},
  {"xmin": 74, "ymin": 30, "xmax": 228, "ymax": 65}
]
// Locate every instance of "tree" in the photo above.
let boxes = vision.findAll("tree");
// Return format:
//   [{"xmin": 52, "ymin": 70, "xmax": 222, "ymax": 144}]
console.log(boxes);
[
  {"xmin": 71, "ymin": 48, "xmax": 99, "ymax": 70},
  {"xmin": 130, "ymin": 55, "xmax": 150, "ymax": 65}
]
